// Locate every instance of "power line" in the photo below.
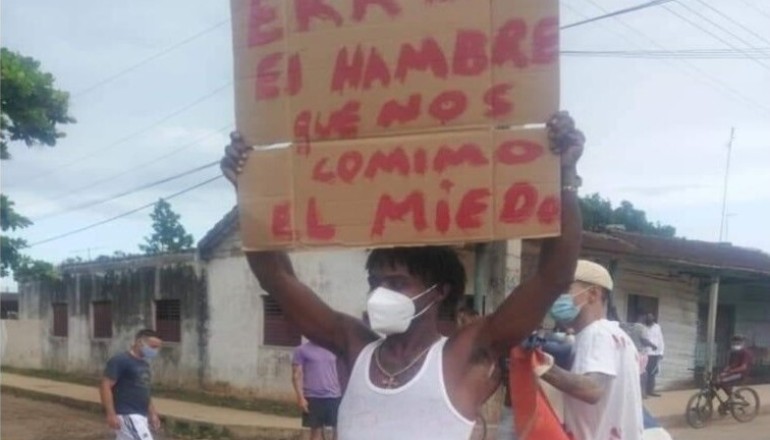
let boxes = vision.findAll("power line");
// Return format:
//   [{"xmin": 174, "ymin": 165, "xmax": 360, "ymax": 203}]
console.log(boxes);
[
  {"xmin": 561, "ymin": 48, "xmax": 770, "ymax": 59},
  {"xmin": 662, "ymin": 1, "xmax": 770, "ymax": 71},
  {"xmin": 736, "ymin": 0, "xmax": 770, "ymax": 22},
  {"xmin": 575, "ymin": 0, "xmax": 770, "ymax": 117},
  {"xmin": 693, "ymin": 0, "xmax": 770, "ymax": 46},
  {"xmin": 31, "ymin": 160, "xmax": 220, "ymax": 222},
  {"xmin": 25, "ymin": 123, "xmax": 233, "ymax": 211},
  {"xmin": 26, "ymin": 81, "xmax": 231, "ymax": 184},
  {"xmin": 74, "ymin": 18, "xmax": 230, "ymax": 98},
  {"xmin": 561, "ymin": 0, "xmax": 674, "ymax": 30},
  {"xmin": 27, "ymin": 174, "xmax": 224, "ymax": 248}
]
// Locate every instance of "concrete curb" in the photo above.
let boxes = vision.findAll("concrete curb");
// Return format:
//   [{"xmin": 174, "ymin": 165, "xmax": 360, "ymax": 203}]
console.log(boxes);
[{"xmin": 1, "ymin": 385, "xmax": 305, "ymax": 440}]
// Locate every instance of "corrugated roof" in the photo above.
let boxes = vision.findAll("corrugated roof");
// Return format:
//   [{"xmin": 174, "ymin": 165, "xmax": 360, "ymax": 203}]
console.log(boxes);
[{"xmin": 583, "ymin": 231, "xmax": 770, "ymax": 276}]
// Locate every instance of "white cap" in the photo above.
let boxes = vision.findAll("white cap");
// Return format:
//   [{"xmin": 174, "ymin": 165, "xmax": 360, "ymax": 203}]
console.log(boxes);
[{"xmin": 574, "ymin": 260, "xmax": 614, "ymax": 291}]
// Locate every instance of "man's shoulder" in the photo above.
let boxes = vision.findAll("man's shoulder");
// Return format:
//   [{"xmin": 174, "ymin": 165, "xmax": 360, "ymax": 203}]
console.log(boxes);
[
  {"xmin": 108, "ymin": 351, "xmax": 130, "ymax": 362},
  {"xmin": 583, "ymin": 320, "xmax": 635, "ymax": 345}
]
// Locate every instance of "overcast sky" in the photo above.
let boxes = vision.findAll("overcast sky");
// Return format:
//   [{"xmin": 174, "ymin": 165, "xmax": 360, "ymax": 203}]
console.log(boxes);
[{"xmin": 2, "ymin": 0, "xmax": 769, "ymax": 290}]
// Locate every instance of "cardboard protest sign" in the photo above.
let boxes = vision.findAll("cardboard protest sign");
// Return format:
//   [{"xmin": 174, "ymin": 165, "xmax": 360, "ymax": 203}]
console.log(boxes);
[{"xmin": 231, "ymin": 0, "xmax": 560, "ymax": 250}]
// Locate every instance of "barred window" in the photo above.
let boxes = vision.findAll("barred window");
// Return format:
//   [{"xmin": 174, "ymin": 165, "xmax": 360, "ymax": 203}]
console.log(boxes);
[
  {"xmin": 155, "ymin": 299, "xmax": 181, "ymax": 342},
  {"xmin": 92, "ymin": 301, "xmax": 113, "ymax": 339},
  {"xmin": 263, "ymin": 296, "xmax": 301, "ymax": 347},
  {"xmin": 52, "ymin": 303, "xmax": 68, "ymax": 337}
]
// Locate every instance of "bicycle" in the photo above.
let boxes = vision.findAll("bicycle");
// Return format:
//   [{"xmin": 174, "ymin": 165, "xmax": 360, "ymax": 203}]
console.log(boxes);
[{"xmin": 684, "ymin": 371, "xmax": 760, "ymax": 428}]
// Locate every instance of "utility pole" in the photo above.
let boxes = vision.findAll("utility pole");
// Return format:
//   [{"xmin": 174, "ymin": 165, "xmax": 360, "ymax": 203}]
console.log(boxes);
[
  {"xmin": 706, "ymin": 127, "xmax": 735, "ymax": 378},
  {"xmin": 718, "ymin": 127, "xmax": 735, "ymax": 243}
]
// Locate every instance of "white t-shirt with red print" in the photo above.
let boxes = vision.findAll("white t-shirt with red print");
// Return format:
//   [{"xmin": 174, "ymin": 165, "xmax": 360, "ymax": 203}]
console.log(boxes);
[{"xmin": 563, "ymin": 319, "xmax": 644, "ymax": 440}]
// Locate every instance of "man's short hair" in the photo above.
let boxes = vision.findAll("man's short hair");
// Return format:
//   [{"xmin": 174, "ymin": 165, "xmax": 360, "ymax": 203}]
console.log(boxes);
[
  {"xmin": 366, "ymin": 246, "xmax": 466, "ymax": 318},
  {"xmin": 135, "ymin": 329, "xmax": 159, "ymax": 341}
]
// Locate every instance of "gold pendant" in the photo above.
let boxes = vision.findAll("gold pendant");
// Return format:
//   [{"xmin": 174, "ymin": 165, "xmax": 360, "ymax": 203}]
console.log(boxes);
[{"xmin": 383, "ymin": 377, "xmax": 398, "ymax": 388}]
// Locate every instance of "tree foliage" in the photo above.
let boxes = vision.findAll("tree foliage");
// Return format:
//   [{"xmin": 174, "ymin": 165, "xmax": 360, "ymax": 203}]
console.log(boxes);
[
  {"xmin": 579, "ymin": 193, "xmax": 676, "ymax": 237},
  {"xmin": 1, "ymin": 48, "xmax": 75, "ymax": 159},
  {"xmin": 140, "ymin": 199, "xmax": 194, "ymax": 254},
  {"xmin": 1, "ymin": 195, "xmax": 31, "ymax": 276},
  {"xmin": 1, "ymin": 48, "xmax": 74, "ymax": 279},
  {"xmin": 13, "ymin": 257, "xmax": 57, "ymax": 282}
]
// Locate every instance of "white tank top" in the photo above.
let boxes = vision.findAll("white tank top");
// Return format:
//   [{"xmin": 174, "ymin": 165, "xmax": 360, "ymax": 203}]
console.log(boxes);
[{"xmin": 337, "ymin": 337, "xmax": 476, "ymax": 440}]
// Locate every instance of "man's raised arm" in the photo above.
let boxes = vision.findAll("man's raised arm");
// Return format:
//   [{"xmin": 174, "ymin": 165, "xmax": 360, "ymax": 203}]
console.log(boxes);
[
  {"xmin": 222, "ymin": 133, "xmax": 377, "ymax": 357},
  {"xmin": 476, "ymin": 112, "xmax": 583, "ymax": 357}
]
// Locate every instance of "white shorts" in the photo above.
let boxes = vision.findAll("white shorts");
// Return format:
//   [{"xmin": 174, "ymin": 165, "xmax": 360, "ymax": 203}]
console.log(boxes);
[{"xmin": 115, "ymin": 414, "xmax": 154, "ymax": 440}]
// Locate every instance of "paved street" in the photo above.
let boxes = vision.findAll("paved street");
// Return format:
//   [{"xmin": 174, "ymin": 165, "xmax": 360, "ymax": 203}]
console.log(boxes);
[{"xmin": 668, "ymin": 413, "xmax": 770, "ymax": 440}]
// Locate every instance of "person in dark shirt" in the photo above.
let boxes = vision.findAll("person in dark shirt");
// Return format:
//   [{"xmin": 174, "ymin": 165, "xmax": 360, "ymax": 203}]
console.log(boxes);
[
  {"xmin": 99, "ymin": 329, "xmax": 162, "ymax": 440},
  {"xmin": 718, "ymin": 334, "xmax": 752, "ymax": 395}
]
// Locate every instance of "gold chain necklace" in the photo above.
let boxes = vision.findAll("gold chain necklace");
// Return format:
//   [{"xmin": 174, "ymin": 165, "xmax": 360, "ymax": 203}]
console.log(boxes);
[{"xmin": 374, "ymin": 341, "xmax": 436, "ymax": 389}]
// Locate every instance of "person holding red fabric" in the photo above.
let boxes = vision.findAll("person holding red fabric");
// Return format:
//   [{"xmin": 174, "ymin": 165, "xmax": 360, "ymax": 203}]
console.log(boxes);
[{"xmin": 537, "ymin": 260, "xmax": 644, "ymax": 440}]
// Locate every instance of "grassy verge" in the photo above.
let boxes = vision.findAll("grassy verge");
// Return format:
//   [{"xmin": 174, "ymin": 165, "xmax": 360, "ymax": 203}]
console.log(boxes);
[{"xmin": 1, "ymin": 366, "xmax": 300, "ymax": 418}]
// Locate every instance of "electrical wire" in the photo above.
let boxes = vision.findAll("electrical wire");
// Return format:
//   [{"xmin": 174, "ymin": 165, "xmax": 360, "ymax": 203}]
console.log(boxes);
[
  {"xmin": 662, "ymin": 1, "xmax": 770, "ymax": 71},
  {"xmin": 27, "ymin": 174, "xmax": 224, "ymax": 248},
  {"xmin": 74, "ymin": 18, "xmax": 230, "ymax": 98},
  {"xmin": 25, "ymin": 81, "xmax": 231, "ymax": 184},
  {"xmin": 561, "ymin": 0, "xmax": 674, "ymax": 30},
  {"xmin": 31, "ymin": 160, "xmax": 220, "ymax": 222},
  {"xmin": 24, "ymin": 123, "xmax": 233, "ymax": 211},
  {"xmin": 694, "ymin": 0, "xmax": 770, "ymax": 46},
  {"xmin": 736, "ymin": 0, "xmax": 770, "ymax": 22},
  {"xmin": 561, "ymin": 48, "xmax": 770, "ymax": 59},
  {"xmin": 575, "ymin": 0, "xmax": 770, "ymax": 117}
]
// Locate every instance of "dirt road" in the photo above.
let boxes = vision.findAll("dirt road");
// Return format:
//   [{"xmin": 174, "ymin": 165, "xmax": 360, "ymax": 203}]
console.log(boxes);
[
  {"xmin": 668, "ymin": 413, "xmax": 770, "ymax": 440},
  {"xmin": 1, "ymin": 394, "xmax": 181, "ymax": 440}
]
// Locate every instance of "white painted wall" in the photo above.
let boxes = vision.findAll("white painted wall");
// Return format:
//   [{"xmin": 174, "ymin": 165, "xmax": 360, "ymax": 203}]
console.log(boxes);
[
  {"xmin": 718, "ymin": 284, "xmax": 770, "ymax": 347},
  {"xmin": 205, "ymin": 243, "xmax": 370, "ymax": 399},
  {"xmin": 613, "ymin": 261, "xmax": 700, "ymax": 389},
  {"xmin": 1, "ymin": 319, "xmax": 44, "ymax": 369}
]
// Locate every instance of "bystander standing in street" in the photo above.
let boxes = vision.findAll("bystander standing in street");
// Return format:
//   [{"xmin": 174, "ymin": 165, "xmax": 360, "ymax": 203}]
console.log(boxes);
[
  {"xmin": 644, "ymin": 313, "xmax": 665, "ymax": 397},
  {"xmin": 292, "ymin": 339, "xmax": 343, "ymax": 440},
  {"xmin": 99, "ymin": 329, "xmax": 163, "ymax": 440}
]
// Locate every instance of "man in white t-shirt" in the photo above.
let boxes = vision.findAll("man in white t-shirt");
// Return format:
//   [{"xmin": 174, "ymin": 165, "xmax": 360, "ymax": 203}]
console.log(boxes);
[
  {"xmin": 644, "ymin": 314, "xmax": 665, "ymax": 397},
  {"xmin": 540, "ymin": 260, "xmax": 644, "ymax": 440}
]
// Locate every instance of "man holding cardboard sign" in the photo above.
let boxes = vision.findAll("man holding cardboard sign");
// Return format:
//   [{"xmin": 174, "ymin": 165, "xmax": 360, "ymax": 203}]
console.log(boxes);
[
  {"xmin": 224, "ymin": 0, "xmax": 585, "ymax": 437},
  {"xmin": 220, "ymin": 110, "xmax": 583, "ymax": 439}
]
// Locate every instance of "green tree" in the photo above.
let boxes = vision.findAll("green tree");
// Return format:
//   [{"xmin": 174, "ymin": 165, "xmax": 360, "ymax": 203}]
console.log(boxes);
[
  {"xmin": 579, "ymin": 193, "xmax": 676, "ymax": 238},
  {"xmin": 1, "ymin": 48, "xmax": 74, "ymax": 279},
  {"xmin": 0, "ymin": 195, "xmax": 32, "ymax": 276},
  {"xmin": 1, "ymin": 48, "xmax": 75, "ymax": 159},
  {"xmin": 140, "ymin": 199, "xmax": 194, "ymax": 254},
  {"xmin": 13, "ymin": 257, "xmax": 56, "ymax": 282}
]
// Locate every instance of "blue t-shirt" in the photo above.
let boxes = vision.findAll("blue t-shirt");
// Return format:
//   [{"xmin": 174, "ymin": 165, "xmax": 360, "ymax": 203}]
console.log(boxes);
[{"xmin": 104, "ymin": 352, "xmax": 152, "ymax": 416}]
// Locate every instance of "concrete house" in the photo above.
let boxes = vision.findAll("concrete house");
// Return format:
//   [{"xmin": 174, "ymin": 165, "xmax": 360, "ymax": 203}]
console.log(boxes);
[
  {"xmin": 3, "ymin": 208, "xmax": 521, "ymax": 401},
  {"xmin": 6, "ymin": 210, "xmax": 769, "ymax": 398}
]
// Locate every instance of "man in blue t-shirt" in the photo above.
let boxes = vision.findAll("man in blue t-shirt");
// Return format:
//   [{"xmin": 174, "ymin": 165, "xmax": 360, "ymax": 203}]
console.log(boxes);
[{"xmin": 99, "ymin": 329, "xmax": 163, "ymax": 440}]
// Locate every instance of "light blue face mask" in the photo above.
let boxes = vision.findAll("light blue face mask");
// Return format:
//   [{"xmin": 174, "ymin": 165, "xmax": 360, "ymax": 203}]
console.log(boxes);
[
  {"xmin": 140, "ymin": 342, "xmax": 159, "ymax": 360},
  {"xmin": 549, "ymin": 288, "xmax": 590, "ymax": 324}
]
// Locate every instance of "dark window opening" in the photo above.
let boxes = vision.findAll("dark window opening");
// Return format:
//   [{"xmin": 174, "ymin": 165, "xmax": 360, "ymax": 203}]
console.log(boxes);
[
  {"xmin": 263, "ymin": 296, "xmax": 301, "ymax": 347},
  {"xmin": 52, "ymin": 303, "xmax": 68, "ymax": 337},
  {"xmin": 92, "ymin": 301, "xmax": 113, "ymax": 339},
  {"xmin": 156, "ymin": 299, "xmax": 181, "ymax": 342}
]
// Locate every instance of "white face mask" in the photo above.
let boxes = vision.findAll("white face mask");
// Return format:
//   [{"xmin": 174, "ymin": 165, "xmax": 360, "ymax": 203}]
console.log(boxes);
[{"xmin": 366, "ymin": 285, "xmax": 438, "ymax": 336}]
